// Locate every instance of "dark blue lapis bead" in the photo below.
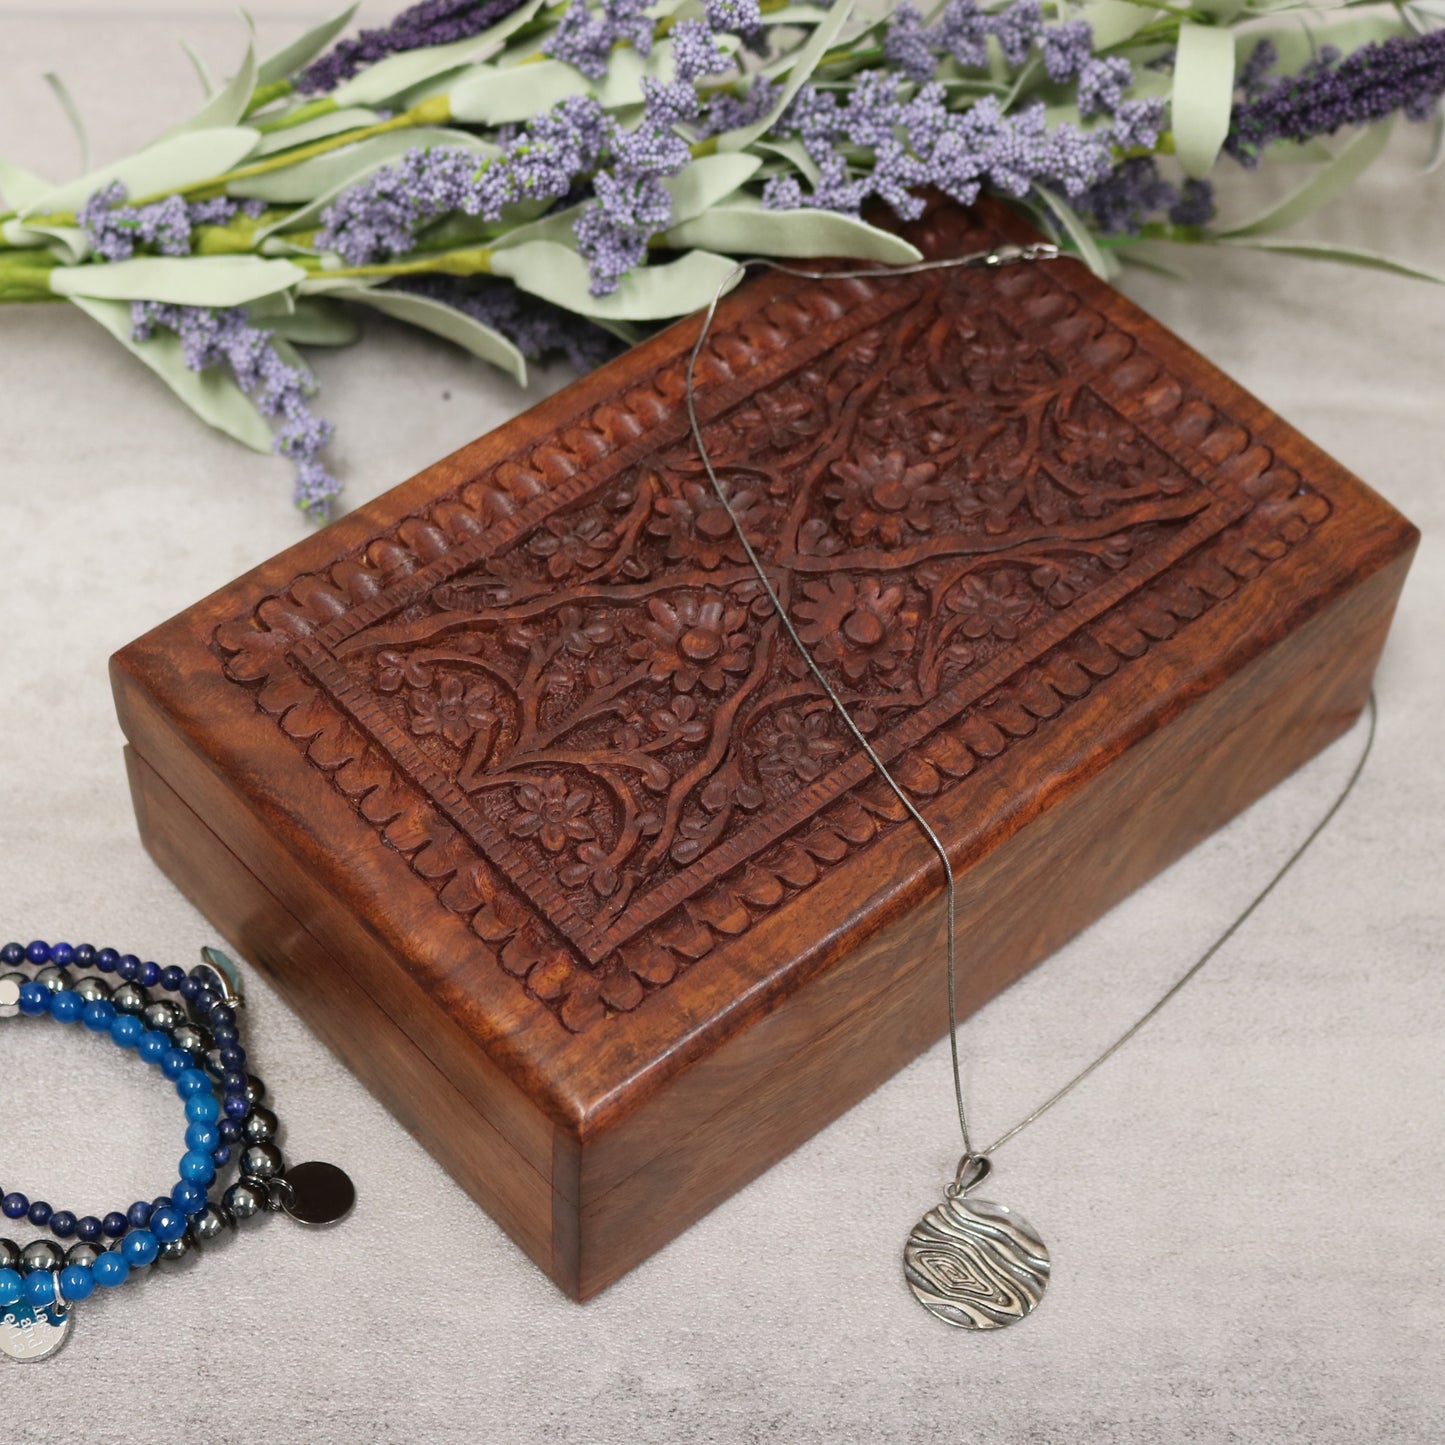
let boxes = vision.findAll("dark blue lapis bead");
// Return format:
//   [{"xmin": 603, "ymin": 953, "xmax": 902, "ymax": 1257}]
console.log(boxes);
[
  {"xmin": 50, "ymin": 1210, "xmax": 77, "ymax": 1238},
  {"xmin": 218, "ymin": 1119, "xmax": 241, "ymax": 1145},
  {"xmin": 2, "ymin": 1193, "xmax": 28, "ymax": 1220},
  {"xmin": 102, "ymin": 1212, "xmax": 128, "ymax": 1239},
  {"xmin": 159, "ymin": 966, "xmax": 185, "ymax": 992},
  {"xmin": 223, "ymin": 1093, "xmax": 250, "ymax": 1121},
  {"xmin": 75, "ymin": 1216, "xmax": 101, "ymax": 1243},
  {"xmin": 73, "ymin": 944, "xmax": 96, "ymax": 967},
  {"xmin": 25, "ymin": 940, "xmax": 50, "ymax": 964},
  {"xmin": 209, "ymin": 1006, "xmax": 236, "ymax": 1031},
  {"xmin": 126, "ymin": 1201, "xmax": 152, "ymax": 1230},
  {"xmin": 212, "ymin": 1145, "xmax": 232, "ymax": 1168},
  {"xmin": 27, "ymin": 1200, "xmax": 52, "ymax": 1228},
  {"xmin": 138, "ymin": 961, "xmax": 160, "ymax": 988},
  {"xmin": 96, "ymin": 947, "xmax": 120, "ymax": 973},
  {"xmin": 218, "ymin": 1045, "xmax": 246, "ymax": 1070},
  {"xmin": 0, "ymin": 942, "xmax": 22, "ymax": 966},
  {"xmin": 49, "ymin": 942, "xmax": 74, "ymax": 966},
  {"xmin": 117, "ymin": 954, "xmax": 140, "ymax": 981},
  {"xmin": 150, "ymin": 1196, "xmax": 173, "ymax": 1213},
  {"xmin": 212, "ymin": 1026, "xmax": 239, "ymax": 1048},
  {"xmin": 220, "ymin": 1070, "xmax": 248, "ymax": 1094},
  {"xmin": 17, "ymin": 981, "xmax": 47, "ymax": 1016},
  {"xmin": 179, "ymin": 976, "xmax": 200, "ymax": 1001}
]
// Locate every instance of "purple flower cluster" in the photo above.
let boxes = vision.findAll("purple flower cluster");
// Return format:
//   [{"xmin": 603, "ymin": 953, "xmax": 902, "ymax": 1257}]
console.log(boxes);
[
  {"xmin": 1073, "ymin": 156, "xmax": 1214, "ymax": 235},
  {"xmin": 1227, "ymin": 31, "xmax": 1445, "ymax": 166},
  {"xmin": 79, "ymin": 184, "xmax": 265, "ymax": 262},
  {"xmin": 1042, "ymin": 19, "xmax": 1093, "ymax": 83},
  {"xmin": 884, "ymin": 0, "xmax": 1059, "ymax": 80},
  {"xmin": 131, "ymin": 301, "xmax": 339, "ymax": 515},
  {"xmin": 1077, "ymin": 56, "xmax": 1133, "ymax": 118},
  {"xmin": 698, "ymin": 76, "xmax": 780, "ymax": 138},
  {"xmin": 544, "ymin": 0, "xmax": 654, "ymax": 82},
  {"xmin": 763, "ymin": 76, "xmax": 1114, "ymax": 218},
  {"xmin": 390, "ymin": 275, "xmax": 621, "ymax": 367},
  {"xmin": 296, "ymin": 0, "xmax": 530, "ymax": 95}
]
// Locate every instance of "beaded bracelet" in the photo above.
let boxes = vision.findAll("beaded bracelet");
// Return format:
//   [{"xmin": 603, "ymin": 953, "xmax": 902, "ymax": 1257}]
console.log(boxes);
[{"xmin": 0, "ymin": 940, "xmax": 353, "ymax": 1363}]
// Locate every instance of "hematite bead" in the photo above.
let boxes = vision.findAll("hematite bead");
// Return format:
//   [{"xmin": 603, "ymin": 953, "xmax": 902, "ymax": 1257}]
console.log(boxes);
[
  {"xmin": 172, "ymin": 1023, "xmax": 213, "ymax": 1056},
  {"xmin": 154, "ymin": 1232, "xmax": 196, "ymax": 1269},
  {"xmin": 142, "ymin": 1001, "xmax": 184, "ymax": 1033},
  {"xmin": 242, "ymin": 1106, "xmax": 279, "ymax": 1145},
  {"xmin": 20, "ymin": 1239, "xmax": 64, "ymax": 1274},
  {"xmin": 190, "ymin": 1205, "xmax": 231, "ymax": 1243},
  {"xmin": 245, "ymin": 1074, "xmax": 267, "ymax": 1106},
  {"xmin": 223, "ymin": 1180, "xmax": 265, "ymax": 1222},
  {"xmin": 75, "ymin": 975, "xmax": 112, "ymax": 1004},
  {"xmin": 111, "ymin": 981, "xmax": 151, "ymax": 1015},
  {"xmin": 34, "ymin": 965, "xmax": 72, "ymax": 993},
  {"xmin": 65, "ymin": 1242, "xmax": 103, "ymax": 1269},
  {"xmin": 239, "ymin": 1143, "xmax": 283, "ymax": 1180},
  {"xmin": 0, "ymin": 1239, "xmax": 18, "ymax": 1271}
]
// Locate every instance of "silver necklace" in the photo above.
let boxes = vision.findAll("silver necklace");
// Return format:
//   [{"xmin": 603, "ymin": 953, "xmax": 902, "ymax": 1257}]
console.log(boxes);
[{"xmin": 684, "ymin": 243, "xmax": 1378, "ymax": 1329}]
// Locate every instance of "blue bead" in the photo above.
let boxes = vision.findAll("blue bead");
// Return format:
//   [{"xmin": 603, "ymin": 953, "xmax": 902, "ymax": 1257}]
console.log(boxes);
[
  {"xmin": 126, "ymin": 1200, "xmax": 152, "ymax": 1229},
  {"xmin": 175, "ymin": 1068, "xmax": 212, "ymax": 1100},
  {"xmin": 27, "ymin": 1200, "xmax": 52, "ymax": 1227},
  {"xmin": 1, "ymin": 1192, "xmax": 28, "ymax": 1220},
  {"xmin": 0, "ymin": 942, "xmax": 23, "ymax": 966},
  {"xmin": 224, "ymin": 1093, "xmax": 250, "ymax": 1121},
  {"xmin": 138, "ymin": 961, "xmax": 160, "ymax": 988},
  {"xmin": 160, "ymin": 965, "xmax": 185, "ymax": 991},
  {"xmin": 102, "ymin": 1212, "xmax": 128, "ymax": 1239},
  {"xmin": 81, "ymin": 999, "xmax": 116, "ymax": 1031},
  {"xmin": 211, "ymin": 1025, "xmax": 239, "ymax": 1047},
  {"xmin": 138, "ymin": 1030, "xmax": 169, "ymax": 1064},
  {"xmin": 50, "ymin": 1211, "xmax": 77, "ymax": 1238},
  {"xmin": 179, "ymin": 976, "xmax": 200, "ymax": 1000},
  {"xmin": 48, "ymin": 988, "xmax": 82, "ymax": 1023},
  {"xmin": 179, "ymin": 1150, "xmax": 216, "ymax": 1185},
  {"xmin": 161, "ymin": 1048, "xmax": 192, "ymax": 1081},
  {"xmin": 92, "ymin": 1252, "xmax": 129, "ymax": 1288},
  {"xmin": 212, "ymin": 1146, "xmax": 232, "ymax": 1168},
  {"xmin": 150, "ymin": 1196, "xmax": 173, "ymax": 1213},
  {"xmin": 218, "ymin": 1119, "xmax": 242, "ymax": 1144},
  {"xmin": 185, "ymin": 1121, "xmax": 221, "ymax": 1153},
  {"xmin": 49, "ymin": 942, "xmax": 74, "ymax": 966},
  {"xmin": 218, "ymin": 1045, "xmax": 246, "ymax": 1070},
  {"xmin": 73, "ymin": 944, "xmax": 96, "ymax": 967},
  {"xmin": 110, "ymin": 1014, "xmax": 143, "ymax": 1048},
  {"xmin": 150, "ymin": 1206, "xmax": 187, "ymax": 1243},
  {"xmin": 172, "ymin": 1180, "xmax": 206, "ymax": 1215},
  {"xmin": 17, "ymin": 981, "xmax": 48, "ymax": 1016},
  {"xmin": 58, "ymin": 1265, "xmax": 94, "ymax": 1302},
  {"xmin": 96, "ymin": 947, "xmax": 120, "ymax": 973},
  {"xmin": 121, "ymin": 1230, "xmax": 158, "ymax": 1268},
  {"xmin": 23, "ymin": 1272, "xmax": 55, "ymax": 1307},
  {"xmin": 209, "ymin": 1005, "xmax": 236, "ymax": 1031},
  {"xmin": 117, "ymin": 954, "xmax": 140, "ymax": 981},
  {"xmin": 0, "ymin": 1268, "xmax": 22, "ymax": 1306},
  {"xmin": 76, "ymin": 1216, "xmax": 102, "ymax": 1243},
  {"xmin": 185, "ymin": 1094, "xmax": 220, "ymax": 1124},
  {"xmin": 24, "ymin": 940, "xmax": 50, "ymax": 964}
]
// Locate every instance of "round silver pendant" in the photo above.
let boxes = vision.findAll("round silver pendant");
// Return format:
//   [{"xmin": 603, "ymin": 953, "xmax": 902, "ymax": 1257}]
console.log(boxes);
[
  {"xmin": 279, "ymin": 1161, "xmax": 356, "ymax": 1227},
  {"xmin": 1, "ymin": 1301, "xmax": 72, "ymax": 1363},
  {"xmin": 904, "ymin": 1194, "xmax": 1050, "ymax": 1329}
]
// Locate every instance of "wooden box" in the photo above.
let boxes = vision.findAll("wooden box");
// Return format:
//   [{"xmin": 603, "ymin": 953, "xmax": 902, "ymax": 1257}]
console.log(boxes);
[{"xmin": 111, "ymin": 201, "xmax": 1417, "ymax": 1300}]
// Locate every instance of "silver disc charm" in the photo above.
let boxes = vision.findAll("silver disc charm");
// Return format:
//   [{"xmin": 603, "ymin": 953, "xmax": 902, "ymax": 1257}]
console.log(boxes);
[
  {"xmin": 1, "ymin": 1301, "xmax": 72, "ymax": 1363},
  {"xmin": 905, "ymin": 1194, "xmax": 1050, "ymax": 1329},
  {"xmin": 278, "ymin": 1161, "xmax": 356, "ymax": 1227}
]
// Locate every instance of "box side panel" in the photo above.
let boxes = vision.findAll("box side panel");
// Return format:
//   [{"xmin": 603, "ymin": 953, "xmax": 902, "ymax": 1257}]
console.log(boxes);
[
  {"xmin": 124, "ymin": 746, "xmax": 580, "ymax": 1298},
  {"xmin": 571, "ymin": 539, "xmax": 1413, "ymax": 1298}
]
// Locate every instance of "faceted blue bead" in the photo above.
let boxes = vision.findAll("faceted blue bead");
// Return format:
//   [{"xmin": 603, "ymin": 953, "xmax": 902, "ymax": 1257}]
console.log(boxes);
[
  {"xmin": 49, "ymin": 989, "xmax": 82, "ymax": 1023},
  {"xmin": 110, "ymin": 1014, "xmax": 144, "ymax": 1048},
  {"xmin": 0, "ymin": 1268, "xmax": 22, "ymax": 1307},
  {"xmin": 92, "ymin": 1252, "xmax": 130, "ymax": 1288},
  {"xmin": 185, "ymin": 1121, "xmax": 221, "ymax": 1153},
  {"xmin": 172, "ymin": 1180, "xmax": 205, "ymax": 1215},
  {"xmin": 179, "ymin": 1150, "xmax": 216, "ymax": 1185},
  {"xmin": 81, "ymin": 999, "xmax": 117, "ymax": 1032},
  {"xmin": 23, "ymin": 1272, "xmax": 55, "ymax": 1307},
  {"xmin": 59, "ymin": 1265, "xmax": 94, "ymax": 1302},
  {"xmin": 150, "ymin": 1206, "xmax": 187, "ymax": 1243},
  {"xmin": 121, "ymin": 1230, "xmax": 159, "ymax": 1268},
  {"xmin": 185, "ymin": 1094, "xmax": 220, "ymax": 1124},
  {"xmin": 17, "ymin": 981, "xmax": 48, "ymax": 1017}
]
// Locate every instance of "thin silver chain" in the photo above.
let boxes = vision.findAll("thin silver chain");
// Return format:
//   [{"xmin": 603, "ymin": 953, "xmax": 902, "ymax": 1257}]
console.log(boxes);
[{"xmin": 684, "ymin": 246, "xmax": 1377, "ymax": 1170}]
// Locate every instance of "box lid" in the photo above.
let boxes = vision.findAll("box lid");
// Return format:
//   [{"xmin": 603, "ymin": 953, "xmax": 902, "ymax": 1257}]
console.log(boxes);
[{"xmin": 110, "ymin": 200, "xmax": 1416, "ymax": 1201}]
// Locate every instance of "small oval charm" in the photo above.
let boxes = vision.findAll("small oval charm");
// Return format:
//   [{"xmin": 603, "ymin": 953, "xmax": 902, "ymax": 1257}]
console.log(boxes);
[
  {"xmin": 1, "ymin": 1301, "xmax": 72, "ymax": 1363},
  {"xmin": 904, "ymin": 1195, "xmax": 1050, "ymax": 1329},
  {"xmin": 279, "ymin": 1160, "xmax": 356, "ymax": 1227}
]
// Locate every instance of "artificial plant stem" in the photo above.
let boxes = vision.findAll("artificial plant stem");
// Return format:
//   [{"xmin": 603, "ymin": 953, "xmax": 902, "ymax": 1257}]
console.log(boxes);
[{"xmin": 299, "ymin": 245, "xmax": 494, "ymax": 280}]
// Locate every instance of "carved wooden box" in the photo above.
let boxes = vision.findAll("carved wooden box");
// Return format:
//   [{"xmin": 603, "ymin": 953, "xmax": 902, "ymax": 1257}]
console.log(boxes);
[{"xmin": 111, "ymin": 201, "xmax": 1416, "ymax": 1300}]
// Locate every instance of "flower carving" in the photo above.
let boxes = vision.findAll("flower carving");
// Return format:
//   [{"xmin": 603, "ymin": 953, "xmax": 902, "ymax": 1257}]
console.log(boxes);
[
  {"xmin": 529, "ymin": 513, "xmax": 616, "ymax": 579},
  {"xmin": 825, "ymin": 449, "xmax": 947, "ymax": 547},
  {"xmin": 555, "ymin": 605, "xmax": 614, "ymax": 657},
  {"xmin": 647, "ymin": 479, "xmax": 768, "ymax": 569},
  {"xmin": 794, "ymin": 575, "xmax": 918, "ymax": 683},
  {"xmin": 408, "ymin": 676, "xmax": 499, "ymax": 748},
  {"xmin": 732, "ymin": 386, "xmax": 823, "ymax": 453},
  {"xmin": 627, "ymin": 591, "xmax": 752, "ymax": 693},
  {"xmin": 510, "ymin": 777, "xmax": 596, "ymax": 854},
  {"xmin": 945, "ymin": 573, "xmax": 1033, "ymax": 640},
  {"xmin": 558, "ymin": 842, "xmax": 619, "ymax": 897},
  {"xmin": 757, "ymin": 708, "xmax": 844, "ymax": 783}
]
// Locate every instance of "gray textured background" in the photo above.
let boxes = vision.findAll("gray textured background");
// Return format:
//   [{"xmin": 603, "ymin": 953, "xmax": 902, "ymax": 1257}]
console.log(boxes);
[{"xmin": 1, "ymin": 7, "xmax": 1441, "ymax": 1442}]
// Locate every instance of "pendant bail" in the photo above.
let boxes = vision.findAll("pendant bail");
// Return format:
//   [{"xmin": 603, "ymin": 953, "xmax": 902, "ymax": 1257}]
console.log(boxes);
[{"xmin": 946, "ymin": 1152, "xmax": 992, "ymax": 1199}]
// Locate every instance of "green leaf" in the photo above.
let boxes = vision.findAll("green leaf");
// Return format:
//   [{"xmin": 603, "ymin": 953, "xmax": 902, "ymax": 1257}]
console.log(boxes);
[
  {"xmin": 322, "ymin": 282, "xmax": 528, "ymax": 383},
  {"xmin": 67, "ymin": 294, "xmax": 274, "ymax": 452},
  {"xmin": 332, "ymin": 0, "xmax": 546, "ymax": 106},
  {"xmin": 757, "ymin": 5, "xmax": 833, "ymax": 23},
  {"xmin": 719, "ymin": 0, "xmax": 854, "ymax": 152},
  {"xmin": 43, "ymin": 72, "xmax": 91, "ymax": 173},
  {"xmin": 1034, "ymin": 186, "xmax": 1115, "ymax": 281},
  {"xmin": 4, "ymin": 221, "xmax": 89, "ymax": 263},
  {"xmin": 663, "ymin": 154, "xmax": 764, "ymax": 223},
  {"xmin": 661, "ymin": 198, "xmax": 923, "ymax": 263},
  {"xmin": 1172, "ymin": 22, "xmax": 1235, "ymax": 179},
  {"xmin": 227, "ymin": 127, "xmax": 495, "ymax": 203},
  {"xmin": 258, "ymin": 3, "xmax": 359, "ymax": 86},
  {"xmin": 750, "ymin": 136, "xmax": 822, "ymax": 186},
  {"xmin": 21, "ymin": 128, "xmax": 261, "ymax": 218},
  {"xmin": 490, "ymin": 241, "xmax": 742, "ymax": 320},
  {"xmin": 0, "ymin": 160, "xmax": 53, "ymax": 212},
  {"xmin": 256, "ymin": 296, "xmax": 361, "ymax": 346},
  {"xmin": 161, "ymin": 35, "xmax": 258, "ymax": 137},
  {"xmin": 51, "ymin": 255, "xmax": 306, "ymax": 307},
  {"xmin": 1428, "ymin": 108, "xmax": 1445, "ymax": 174},
  {"xmin": 1218, "ymin": 118, "xmax": 1394, "ymax": 237},
  {"xmin": 1080, "ymin": 0, "xmax": 1164, "ymax": 51},
  {"xmin": 1218, "ymin": 236, "xmax": 1445, "ymax": 284},
  {"xmin": 180, "ymin": 41, "xmax": 217, "ymax": 97},
  {"xmin": 253, "ymin": 107, "xmax": 382, "ymax": 157}
]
